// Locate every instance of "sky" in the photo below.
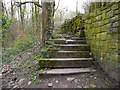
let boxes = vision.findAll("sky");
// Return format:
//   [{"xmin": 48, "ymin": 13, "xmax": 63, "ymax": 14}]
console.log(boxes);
[
  {"xmin": 3, "ymin": 0, "xmax": 88, "ymax": 21},
  {"xmin": 4, "ymin": 0, "xmax": 87, "ymax": 13},
  {"xmin": 55, "ymin": 0, "xmax": 87, "ymax": 13}
]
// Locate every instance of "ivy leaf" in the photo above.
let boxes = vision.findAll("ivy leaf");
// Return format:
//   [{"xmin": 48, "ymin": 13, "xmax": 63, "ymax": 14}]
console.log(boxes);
[
  {"xmin": 6, "ymin": 21, "xmax": 10, "ymax": 24},
  {"xmin": 11, "ymin": 17, "xmax": 14, "ymax": 21},
  {"xmin": 23, "ymin": 10, "xmax": 27, "ymax": 13}
]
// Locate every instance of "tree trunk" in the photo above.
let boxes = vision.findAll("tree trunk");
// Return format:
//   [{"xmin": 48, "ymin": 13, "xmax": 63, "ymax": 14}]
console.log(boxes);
[
  {"xmin": 41, "ymin": 2, "xmax": 48, "ymax": 48},
  {"xmin": 41, "ymin": 0, "xmax": 55, "ymax": 48},
  {"xmin": 50, "ymin": 1, "xmax": 55, "ymax": 38}
]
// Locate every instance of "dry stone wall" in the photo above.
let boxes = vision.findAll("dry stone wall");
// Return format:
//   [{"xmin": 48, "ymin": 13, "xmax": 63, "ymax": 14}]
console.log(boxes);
[{"xmin": 85, "ymin": 2, "xmax": 120, "ymax": 81}]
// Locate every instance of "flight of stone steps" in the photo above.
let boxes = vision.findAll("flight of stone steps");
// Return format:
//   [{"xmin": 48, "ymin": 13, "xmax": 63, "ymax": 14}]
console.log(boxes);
[{"xmin": 38, "ymin": 37, "xmax": 96, "ymax": 75}]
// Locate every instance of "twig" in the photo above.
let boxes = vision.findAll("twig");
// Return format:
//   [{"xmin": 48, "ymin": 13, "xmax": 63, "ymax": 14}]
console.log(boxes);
[
  {"xmin": 14, "ymin": 1, "xmax": 42, "ymax": 8},
  {"xmin": 54, "ymin": 0, "xmax": 60, "ymax": 12}
]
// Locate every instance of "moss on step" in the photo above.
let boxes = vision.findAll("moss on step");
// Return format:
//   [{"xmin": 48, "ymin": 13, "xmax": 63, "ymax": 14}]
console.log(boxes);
[
  {"xmin": 38, "ymin": 71, "xmax": 46, "ymax": 75},
  {"xmin": 39, "ymin": 59, "xmax": 57, "ymax": 68},
  {"xmin": 47, "ymin": 48, "xmax": 59, "ymax": 51}
]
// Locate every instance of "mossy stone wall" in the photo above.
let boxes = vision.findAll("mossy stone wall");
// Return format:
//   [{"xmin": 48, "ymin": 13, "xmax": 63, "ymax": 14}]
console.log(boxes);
[
  {"xmin": 61, "ymin": 14, "xmax": 84, "ymax": 35},
  {"xmin": 85, "ymin": 2, "xmax": 120, "ymax": 81}
]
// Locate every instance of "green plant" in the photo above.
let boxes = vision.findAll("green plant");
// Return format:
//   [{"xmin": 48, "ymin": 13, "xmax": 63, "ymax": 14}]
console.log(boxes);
[
  {"xmin": 12, "ymin": 35, "xmax": 33, "ymax": 53},
  {"xmin": 40, "ymin": 40, "xmax": 57, "ymax": 58},
  {"xmin": 41, "ymin": 49, "xmax": 50, "ymax": 58}
]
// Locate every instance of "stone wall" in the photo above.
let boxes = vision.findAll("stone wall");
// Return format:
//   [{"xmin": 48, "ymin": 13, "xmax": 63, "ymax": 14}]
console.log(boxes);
[
  {"xmin": 85, "ymin": 2, "xmax": 120, "ymax": 81},
  {"xmin": 60, "ymin": 14, "xmax": 84, "ymax": 35}
]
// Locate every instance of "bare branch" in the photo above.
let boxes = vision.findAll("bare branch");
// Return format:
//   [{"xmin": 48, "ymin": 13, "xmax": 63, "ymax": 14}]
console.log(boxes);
[
  {"xmin": 54, "ymin": 0, "xmax": 60, "ymax": 12},
  {"xmin": 15, "ymin": 1, "xmax": 42, "ymax": 8}
]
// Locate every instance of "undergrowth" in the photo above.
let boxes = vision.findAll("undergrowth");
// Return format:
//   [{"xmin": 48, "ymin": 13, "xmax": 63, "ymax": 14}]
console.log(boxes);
[{"xmin": 2, "ymin": 35, "xmax": 41, "ymax": 64}]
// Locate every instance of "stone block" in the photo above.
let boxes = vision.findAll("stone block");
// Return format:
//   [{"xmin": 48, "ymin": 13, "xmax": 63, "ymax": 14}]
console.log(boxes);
[
  {"xmin": 107, "ymin": 34, "xmax": 113, "ymax": 40},
  {"xmin": 93, "ymin": 17, "xmax": 96, "ymax": 22},
  {"xmin": 96, "ymin": 33, "xmax": 101, "ymax": 39},
  {"xmin": 101, "ymin": 25, "xmax": 107, "ymax": 32},
  {"xmin": 86, "ymin": 20, "xmax": 91, "ymax": 24},
  {"xmin": 109, "ymin": 15, "xmax": 119, "ymax": 23},
  {"xmin": 104, "ymin": 19, "xmax": 109, "ymax": 25},
  {"xmin": 107, "ymin": 23, "xmax": 112, "ymax": 33},
  {"xmin": 96, "ymin": 15, "xmax": 102, "ymax": 21},
  {"xmin": 119, "ymin": 34, "xmax": 120, "ymax": 39},
  {"xmin": 107, "ymin": 11, "xmax": 113, "ymax": 18},
  {"xmin": 102, "ymin": 10, "xmax": 107, "ymax": 20},
  {"xmin": 112, "ymin": 4, "xmax": 119, "ymax": 11},
  {"xmin": 113, "ymin": 9, "xmax": 119, "ymax": 15},
  {"xmin": 112, "ymin": 22, "xmax": 119, "ymax": 27},
  {"xmin": 106, "ymin": 8, "xmax": 111, "ymax": 12},
  {"xmin": 111, "ymin": 28, "xmax": 118, "ymax": 33},
  {"xmin": 97, "ymin": 9, "xmax": 102, "ymax": 15},
  {"xmin": 100, "ymin": 21, "xmax": 104, "ymax": 26},
  {"xmin": 113, "ymin": 34, "xmax": 119, "ymax": 40},
  {"xmin": 90, "ymin": 12, "xmax": 93, "ymax": 17},
  {"xmin": 93, "ymin": 10, "xmax": 97, "ymax": 17},
  {"xmin": 100, "ymin": 32, "xmax": 107, "ymax": 41},
  {"xmin": 108, "ymin": 42, "xmax": 118, "ymax": 49},
  {"xmin": 111, "ymin": 53, "xmax": 119, "ymax": 62}
]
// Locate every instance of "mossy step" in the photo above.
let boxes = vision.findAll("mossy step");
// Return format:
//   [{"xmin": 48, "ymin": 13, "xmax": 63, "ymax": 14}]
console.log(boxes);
[
  {"xmin": 49, "ymin": 39, "xmax": 66, "ymax": 44},
  {"xmin": 65, "ymin": 40, "xmax": 86, "ymax": 44},
  {"xmin": 71, "ymin": 37, "xmax": 84, "ymax": 40},
  {"xmin": 49, "ymin": 51, "xmax": 90, "ymax": 58},
  {"xmin": 49, "ymin": 39, "xmax": 86, "ymax": 44},
  {"xmin": 39, "ymin": 68, "xmax": 96, "ymax": 75},
  {"xmin": 39, "ymin": 58, "xmax": 93, "ymax": 68},
  {"xmin": 55, "ymin": 44, "xmax": 89, "ymax": 51}
]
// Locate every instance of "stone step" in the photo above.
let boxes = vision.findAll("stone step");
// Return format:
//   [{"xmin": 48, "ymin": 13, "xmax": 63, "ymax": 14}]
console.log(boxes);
[
  {"xmin": 49, "ymin": 51, "xmax": 90, "ymax": 58},
  {"xmin": 39, "ymin": 58, "xmax": 93, "ymax": 68},
  {"xmin": 38, "ymin": 68, "xmax": 96, "ymax": 75},
  {"xmin": 49, "ymin": 39, "xmax": 66, "ymax": 44},
  {"xmin": 65, "ymin": 40, "xmax": 86, "ymax": 44},
  {"xmin": 55, "ymin": 44, "xmax": 89, "ymax": 51},
  {"xmin": 71, "ymin": 37, "xmax": 85, "ymax": 40},
  {"xmin": 49, "ymin": 39, "xmax": 86, "ymax": 44}
]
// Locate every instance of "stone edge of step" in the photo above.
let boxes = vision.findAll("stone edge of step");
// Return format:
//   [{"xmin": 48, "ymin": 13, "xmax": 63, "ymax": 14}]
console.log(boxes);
[
  {"xmin": 38, "ymin": 68, "xmax": 96, "ymax": 75},
  {"xmin": 55, "ymin": 44, "xmax": 89, "ymax": 46},
  {"xmin": 39, "ymin": 58, "xmax": 93, "ymax": 61},
  {"xmin": 58, "ymin": 51, "xmax": 89, "ymax": 53}
]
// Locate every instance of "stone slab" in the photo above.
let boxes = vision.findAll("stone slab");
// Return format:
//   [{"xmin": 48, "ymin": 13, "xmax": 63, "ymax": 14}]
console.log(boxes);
[
  {"xmin": 49, "ymin": 51, "xmax": 90, "ymax": 58},
  {"xmin": 39, "ymin": 58, "xmax": 93, "ymax": 68},
  {"xmin": 55, "ymin": 44, "xmax": 89, "ymax": 51},
  {"xmin": 39, "ymin": 68, "xmax": 96, "ymax": 75}
]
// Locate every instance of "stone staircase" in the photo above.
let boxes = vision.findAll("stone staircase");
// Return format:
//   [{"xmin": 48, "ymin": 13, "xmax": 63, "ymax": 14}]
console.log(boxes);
[{"xmin": 38, "ymin": 37, "xmax": 95, "ymax": 75}]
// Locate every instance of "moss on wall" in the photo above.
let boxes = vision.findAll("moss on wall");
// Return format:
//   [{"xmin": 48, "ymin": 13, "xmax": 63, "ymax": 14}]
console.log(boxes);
[
  {"xmin": 85, "ymin": 2, "xmax": 120, "ymax": 81},
  {"xmin": 60, "ymin": 14, "xmax": 84, "ymax": 35}
]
